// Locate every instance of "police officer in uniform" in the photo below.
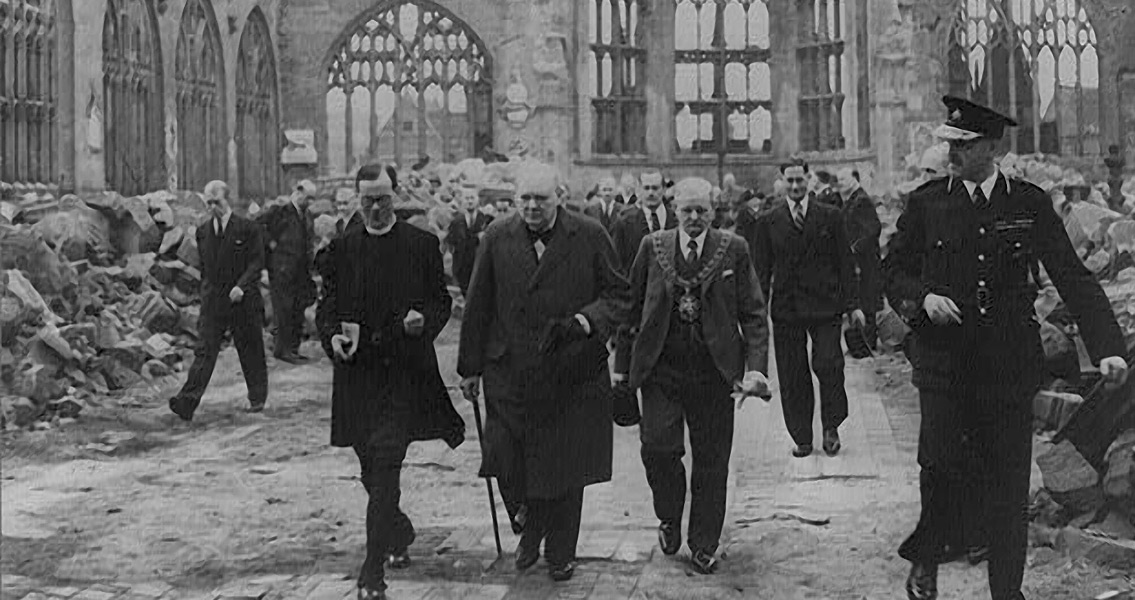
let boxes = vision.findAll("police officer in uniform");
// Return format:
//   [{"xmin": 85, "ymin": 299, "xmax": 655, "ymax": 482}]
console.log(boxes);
[{"xmin": 884, "ymin": 96, "xmax": 1129, "ymax": 600}]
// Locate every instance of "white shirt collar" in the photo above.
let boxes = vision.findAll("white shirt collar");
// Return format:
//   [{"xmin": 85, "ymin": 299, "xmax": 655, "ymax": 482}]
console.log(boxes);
[
  {"xmin": 213, "ymin": 210, "xmax": 232, "ymax": 232},
  {"xmin": 790, "ymin": 195, "xmax": 809, "ymax": 216},
  {"xmin": 678, "ymin": 227, "xmax": 708, "ymax": 258},
  {"xmin": 960, "ymin": 168, "xmax": 1008, "ymax": 200},
  {"xmin": 365, "ymin": 217, "xmax": 397, "ymax": 236}
]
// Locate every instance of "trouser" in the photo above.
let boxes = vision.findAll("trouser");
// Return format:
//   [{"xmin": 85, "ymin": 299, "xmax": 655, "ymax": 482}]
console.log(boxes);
[
  {"xmin": 898, "ymin": 386, "xmax": 1033, "ymax": 600},
  {"xmin": 352, "ymin": 425, "xmax": 414, "ymax": 591},
  {"xmin": 640, "ymin": 371, "xmax": 734, "ymax": 555},
  {"xmin": 498, "ymin": 478, "xmax": 584, "ymax": 566},
  {"xmin": 174, "ymin": 303, "xmax": 267, "ymax": 414},
  {"xmin": 270, "ymin": 278, "xmax": 306, "ymax": 355},
  {"xmin": 773, "ymin": 319, "xmax": 848, "ymax": 446}
]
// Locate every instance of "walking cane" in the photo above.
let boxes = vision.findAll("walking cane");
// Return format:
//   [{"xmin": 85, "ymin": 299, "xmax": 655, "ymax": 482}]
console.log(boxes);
[{"xmin": 469, "ymin": 388, "xmax": 504, "ymax": 557}]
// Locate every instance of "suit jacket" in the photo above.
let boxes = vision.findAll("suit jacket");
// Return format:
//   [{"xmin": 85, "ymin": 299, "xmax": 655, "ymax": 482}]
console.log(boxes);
[
  {"xmin": 753, "ymin": 200, "xmax": 859, "ymax": 324},
  {"xmin": 196, "ymin": 214, "xmax": 265, "ymax": 316},
  {"xmin": 617, "ymin": 228, "xmax": 769, "ymax": 388},
  {"xmin": 447, "ymin": 209, "xmax": 493, "ymax": 291},
  {"xmin": 883, "ymin": 174, "xmax": 1125, "ymax": 391},
  {"xmin": 335, "ymin": 212, "xmax": 365, "ymax": 238},
  {"xmin": 610, "ymin": 203, "xmax": 678, "ymax": 273},
  {"xmin": 841, "ymin": 187, "xmax": 883, "ymax": 312},
  {"xmin": 457, "ymin": 208, "xmax": 632, "ymax": 496},
  {"xmin": 316, "ymin": 221, "xmax": 464, "ymax": 448},
  {"xmin": 257, "ymin": 201, "xmax": 314, "ymax": 283},
  {"xmin": 583, "ymin": 199, "xmax": 623, "ymax": 233}
]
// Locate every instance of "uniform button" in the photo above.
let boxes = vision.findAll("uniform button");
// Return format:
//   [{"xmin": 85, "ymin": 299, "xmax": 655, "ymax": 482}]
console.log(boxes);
[
  {"xmin": 980, "ymin": 308, "xmax": 987, "ymax": 315},
  {"xmin": 979, "ymin": 227, "xmax": 986, "ymax": 235},
  {"xmin": 1015, "ymin": 242, "xmax": 1022, "ymax": 248},
  {"xmin": 978, "ymin": 254, "xmax": 985, "ymax": 261},
  {"xmin": 979, "ymin": 280, "xmax": 986, "ymax": 286}
]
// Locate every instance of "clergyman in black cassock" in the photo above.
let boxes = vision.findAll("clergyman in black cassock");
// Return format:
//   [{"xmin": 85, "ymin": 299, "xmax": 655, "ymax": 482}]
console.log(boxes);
[
  {"xmin": 884, "ymin": 95, "xmax": 1129, "ymax": 600},
  {"xmin": 169, "ymin": 180, "xmax": 267, "ymax": 421},
  {"xmin": 316, "ymin": 163, "xmax": 464, "ymax": 600}
]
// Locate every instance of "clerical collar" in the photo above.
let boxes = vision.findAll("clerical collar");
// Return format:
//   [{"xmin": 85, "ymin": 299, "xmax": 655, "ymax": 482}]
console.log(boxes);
[
  {"xmin": 365, "ymin": 217, "xmax": 397, "ymax": 236},
  {"xmin": 291, "ymin": 198, "xmax": 305, "ymax": 214}
]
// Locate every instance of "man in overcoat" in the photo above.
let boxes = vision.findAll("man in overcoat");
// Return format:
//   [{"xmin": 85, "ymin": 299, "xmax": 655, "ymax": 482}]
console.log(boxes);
[
  {"xmin": 258, "ymin": 179, "xmax": 318, "ymax": 363},
  {"xmin": 614, "ymin": 178, "xmax": 770, "ymax": 574},
  {"xmin": 316, "ymin": 163, "xmax": 465, "ymax": 600},
  {"xmin": 884, "ymin": 96, "xmax": 1129, "ymax": 600},
  {"xmin": 753, "ymin": 160, "xmax": 865, "ymax": 458},
  {"xmin": 447, "ymin": 185, "xmax": 493, "ymax": 295},
  {"xmin": 836, "ymin": 168, "xmax": 883, "ymax": 349},
  {"xmin": 457, "ymin": 163, "xmax": 631, "ymax": 582},
  {"xmin": 169, "ymin": 180, "xmax": 268, "ymax": 420}
]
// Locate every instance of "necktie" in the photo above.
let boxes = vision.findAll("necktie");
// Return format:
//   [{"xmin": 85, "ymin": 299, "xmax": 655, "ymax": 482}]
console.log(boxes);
[
  {"xmin": 528, "ymin": 227, "xmax": 553, "ymax": 261},
  {"xmin": 336, "ymin": 218, "xmax": 345, "ymax": 235},
  {"xmin": 650, "ymin": 210, "xmax": 661, "ymax": 233},
  {"xmin": 972, "ymin": 186, "xmax": 990, "ymax": 210},
  {"xmin": 792, "ymin": 202, "xmax": 805, "ymax": 230},
  {"xmin": 214, "ymin": 217, "xmax": 223, "ymax": 236},
  {"xmin": 686, "ymin": 239, "xmax": 699, "ymax": 263}
]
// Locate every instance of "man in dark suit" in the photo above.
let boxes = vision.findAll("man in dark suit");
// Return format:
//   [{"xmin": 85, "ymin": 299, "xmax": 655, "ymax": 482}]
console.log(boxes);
[
  {"xmin": 316, "ymin": 163, "xmax": 465, "ymax": 600},
  {"xmin": 753, "ymin": 160, "xmax": 865, "ymax": 458},
  {"xmin": 836, "ymin": 169, "xmax": 883, "ymax": 349},
  {"xmin": 583, "ymin": 176, "xmax": 623, "ymax": 233},
  {"xmin": 458, "ymin": 163, "xmax": 631, "ymax": 582},
  {"xmin": 258, "ymin": 179, "xmax": 318, "ymax": 363},
  {"xmin": 610, "ymin": 170, "xmax": 676, "ymax": 271},
  {"xmin": 169, "ymin": 181, "xmax": 267, "ymax": 420},
  {"xmin": 446, "ymin": 185, "xmax": 493, "ymax": 295},
  {"xmin": 885, "ymin": 96, "xmax": 1129, "ymax": 600},
  {"xmin": 614, "ymin": 177, "xmax": 770, "ymax": 574},
  {"xmin": 333, "ymin": 187, "xmax": 365, "ymax": 238}
]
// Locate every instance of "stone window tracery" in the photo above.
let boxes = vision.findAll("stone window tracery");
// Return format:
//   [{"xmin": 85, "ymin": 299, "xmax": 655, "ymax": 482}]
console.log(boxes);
[
  {"xmin": 236, "ymin": 8, "xmax": 280, "ymax": 202},
  {"xmin": 674, "ymin": 0, "xmax": 772, "ymax": 155},
  {"xmin": 2, "ymin": 0, "xmax": 57, "ymax": 188},
  {"xmin": 797, "ymin": 0, "xmax": 847, "ymax": 152},
  {"xmin": 589, "ymin": 0, "xmax": 646, "ymax": 155},
  {"xmin": 949, "ymin": 0, "xmax": 1100, "ymax": 156},
  {"xmin": 176, "ymin": 0, "xmax": 225, "ymax": 192},
  {"xmin": 325, "ymin": 0, "xmax": 492, "ymax": 175},
  {"xmin": 102, "ymin": 0, "xmax": 164, "ymax": 196}
]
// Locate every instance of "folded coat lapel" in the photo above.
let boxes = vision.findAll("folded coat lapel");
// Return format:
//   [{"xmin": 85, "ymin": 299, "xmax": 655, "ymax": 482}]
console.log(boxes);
[
  {"xmin": 507, "ymin": 218, "xmax": 539, "ymax": 287},
  {"xmin": 529, "ymin": 211, "xmax": 577, "ymax": 290}
]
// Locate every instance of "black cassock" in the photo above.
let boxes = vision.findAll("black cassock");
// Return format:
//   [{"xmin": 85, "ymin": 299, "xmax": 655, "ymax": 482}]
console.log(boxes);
[{"xmin": 315, "ymin": 220, "xmax": 464, "ymax": 591}]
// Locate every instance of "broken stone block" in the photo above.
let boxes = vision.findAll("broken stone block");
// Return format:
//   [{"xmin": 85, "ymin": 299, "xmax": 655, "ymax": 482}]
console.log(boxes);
[
  {"xmin": 0, "ymin": 227, "xmax": 77, "ymax": 294},
  {"xmin": 1040, "ymin": 321, "xmax": 1078, "ymax": 380},
  {"xmin": 3, "ymin": 396, "xmax": 43, "ymax": 427},
  {"xmin": 159, "ymin": 227, "xmax": 184, "ymax": 256},
  {"xmin": 31, "ymin": 203, "xmax": 113, "ymax": 261},
  {"xmin": 120, "ymin": 196, "xmax": 162, "ymax": 254},
  {"xmin": 150, "ymin": 259, "xmax": 187, "ymax": 286},
  {"xmin": 4, "ymin": 269, "xmax": 58, "ymax": 324},
  {"xmin": 176, "ymin": 228, "xmax": 199, "ymax": 268},
  {"xmin": 144, "ymin": 190, "xmax": 176, "ymax": 228},
  {"xmin": 140, "ymin": 359, "xmax": 172, "ymax": 380},
  {"xmin": 15, "ymin": 363, "xmax": 65, "ymax": 403},
  {"xmin": 123, "ymin": 252, "xmax": 157, "ymax": 284},
  {"xmin": 133, "ymin": 291, "xmax": 180, "ymax": 334},
  {"xmin": 36, "ymin": 324, "xmax": 76, "ymax": 361},
  {"xmin": 143, "ymin": 333, "xmax": 174, "ymax": 359},
  {"xmin": 101, "ymin": 359, "xmax": 142, "ymax": 390},
  {"xmin": 1057, "ymin": 527, "xmax": 1135, "ymax": 570},
  {"xmin": 1088, "ymin": 511, "xmax": 1135, "ymax": 540},
  {"xmin": 0, "ymin": 201, "xmax": 21, "ymax": 223},
  {"xmin": 57, "ymin": 323, "xmax": 97, "ymax": 348},
  {"xmin": 1103, "ymin": 429, "xmax": 1135, "ymax": 505},
  {"xmin": 1033, "ymin": 390, "xmax": 1084, "ymax": 430},
  {"xmin": 1037, "ymin": 440, "xmax": 1104, "ymax": 514},
  {"xmin": 180, "ymin": 305, "xmax": 200, "ymax": 338},
  {"xmin": 84, "ymin": 191, "xmax": 126, "ymax": 217}
]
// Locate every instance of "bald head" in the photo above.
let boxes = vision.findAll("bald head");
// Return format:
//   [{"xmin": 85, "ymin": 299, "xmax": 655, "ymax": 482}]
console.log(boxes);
[
  {"xmin": 836, "ymin": 168, "xmax": 859, "ymax": 196},
  {"xmin": 673, "ymin": 177, "xmax": 714, "ymax": 237},
  {"xmin": 515, "ymin": 163, "xmax": 562, "ymax": 231}
]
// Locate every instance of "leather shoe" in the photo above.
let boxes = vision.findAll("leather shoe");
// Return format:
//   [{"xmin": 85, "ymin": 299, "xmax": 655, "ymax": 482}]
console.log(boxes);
[
  {"xmin": 243, "ymin": 404, "xmax": 265, "ymax": 414},
  {"xmin": 658, "ymin": 521, "xmax": 681, "ymax": 556},
  {"xmin": 388, "ymin": 548, "xmax": 410, "ymax": 569},
  {"xmin": 515, "ymin": 535, "xmax": 541, "ymax": 570},
  {"xmin": 356, "ymin": 586, "xmax": 385, "ymax": 600},
  {"xmin": 276, "ymin": 353, "xmax": 310, "ymax": 365},
  {"xmin": 690, "ymin": 549, "xmax": 718, "ymax": 574},
  {"xmin": 823, "ymin": 429, "xmax": 841, "ymax": 456},
  {"xmin": 169, "ymin": 397, "xmax": 193, "ymax": 422},
  {"xmin": 510, "ymin": 505, "xmax": 528, "ymax": 535},
  {"xmin": 905, "ymin": 562, "xmax": 938, "ymax": 600},
  {"xmin": 548, "ymin": 561, "xmax": 575, "ymax": 582},
  {"xmin": 792, "ymin": 444, "xmax": 813, "ymax": 458}
]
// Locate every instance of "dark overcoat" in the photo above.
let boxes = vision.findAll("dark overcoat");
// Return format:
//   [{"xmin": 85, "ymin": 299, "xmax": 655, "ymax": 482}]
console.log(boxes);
[
  {"xmin": 447, "ymin": 210, "xmax": 493, "ymax": 292},
  {"xmin": 841, "ymin": 187, "xmax": 883, "ymax": 313},
  {"xmin": 258, "ymin": 202, "xmax": 316, "ymax": 301},
  {"xmin": 457, "ymin": 208, "xmax": 631, "ymax": 498},
  {"xmin": 316, "ymin": 222, "xmax": 465, "ymax": 448}
]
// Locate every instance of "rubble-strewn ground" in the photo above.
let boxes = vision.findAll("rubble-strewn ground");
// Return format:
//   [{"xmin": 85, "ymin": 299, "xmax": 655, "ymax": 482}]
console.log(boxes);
[{"xmin": 3, "ymin": 323, "xmax": 1132, "ymax": 599}]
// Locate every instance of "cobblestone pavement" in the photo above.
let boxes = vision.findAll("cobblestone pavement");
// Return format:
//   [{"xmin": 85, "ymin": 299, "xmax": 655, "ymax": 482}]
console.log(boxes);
[{"xmin": 3, "ymin": 327, "xmax": 1132, "ymax": 599}]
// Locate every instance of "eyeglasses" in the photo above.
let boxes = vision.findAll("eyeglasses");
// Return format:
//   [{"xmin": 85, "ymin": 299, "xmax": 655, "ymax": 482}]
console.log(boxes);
[
  {"xmin": 518, "ymin": 193, "xmax": 552, "ymax": 204},
  {"xmin": 361, "ymin": 194, "xmax": 394, "ymax": 205}
]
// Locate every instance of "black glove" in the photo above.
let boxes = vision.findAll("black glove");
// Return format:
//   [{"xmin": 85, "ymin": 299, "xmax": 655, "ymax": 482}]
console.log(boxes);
[
  {"xmin": 538, "ymin": 317, "xmax": 587, "ymax": 356},
  {"xmin": 611, "ymin": 379, "xmax": 641, "ymax": 427}
]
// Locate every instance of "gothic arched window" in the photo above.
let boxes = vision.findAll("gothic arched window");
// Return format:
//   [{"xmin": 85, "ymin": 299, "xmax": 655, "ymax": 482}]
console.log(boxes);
[
  {"xmin": 950, "ymin": 0, "xmax": 1099, "ymax": 156},
  {"xmin": 236, "ymin": 8, "xmax": 280, "ymax": 202},
  {"xmin": 674, "ymin": 0, "xmax": 773, "ymax": 154},
  {"xmin": 589, "ymin": 0, "xmax": 646, "ymax": 155},
  {"xmin": 797, "ymin": 0, "xmax": 848, "ymax": 152},
  {"xmin": 176, "ymin": 0, "xmax": 225, "ymax": 192},
  {"xmin": 102, "ymin": 0, "xmax": 164, "ymax": 196},
  {"xmin": 325, "ymin": 0, "xmax": 492, "ymax": 175},
  {"xmin": 1, "ymin": 0, "xmax": 57, "ymax": 188}
]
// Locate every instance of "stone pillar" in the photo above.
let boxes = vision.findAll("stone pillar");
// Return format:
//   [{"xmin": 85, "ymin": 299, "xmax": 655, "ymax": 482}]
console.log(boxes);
[
  {"xmin": 770, "ymin": 0, "xmax": 800, "ymax": 156},
  {"xmin": 874, "ymin": 54, "xmax": 909, "ymax": 189},
  {"xmin": 645, "ymin": 0, "xmax": 674, "ymax": 161},
  {"xmin": 56, "ymin": 0, "xmax": 75, "ymax": 194}
]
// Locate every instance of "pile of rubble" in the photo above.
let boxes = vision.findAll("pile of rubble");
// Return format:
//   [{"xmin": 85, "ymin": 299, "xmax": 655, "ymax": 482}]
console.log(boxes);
[{"xmin": 1, "ymin": 189, "xmax": 212, "ymax": 429}]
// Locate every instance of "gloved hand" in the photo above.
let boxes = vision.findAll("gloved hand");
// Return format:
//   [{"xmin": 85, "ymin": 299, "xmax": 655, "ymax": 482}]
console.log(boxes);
[
  {"xmin": 538, "ymin": 317, "xmax": 587, "ymax": 356},
  {"xmin": 611, "ymin": 379, "xmax": 641, "ymax": 427}
]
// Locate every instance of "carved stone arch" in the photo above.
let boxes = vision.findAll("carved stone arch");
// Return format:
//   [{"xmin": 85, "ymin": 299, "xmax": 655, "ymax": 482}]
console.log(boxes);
[
  {"xmin": 176, "ymin": 0, "xmax": 226, "ymax": 192},
  {"xmin": 322, "ymin": 0, "xmax": 494, "ymax": 174},
  {"xmin": 102, "ymin": 0, "xmax": 165, "ymax": 195},
  {"xmin": 2, "ymin": 0, "xmax": 65, "ymax": 188},
  {"xmin": 236, "ymin": 6, "xmax": 280, "ymax": 203}
]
